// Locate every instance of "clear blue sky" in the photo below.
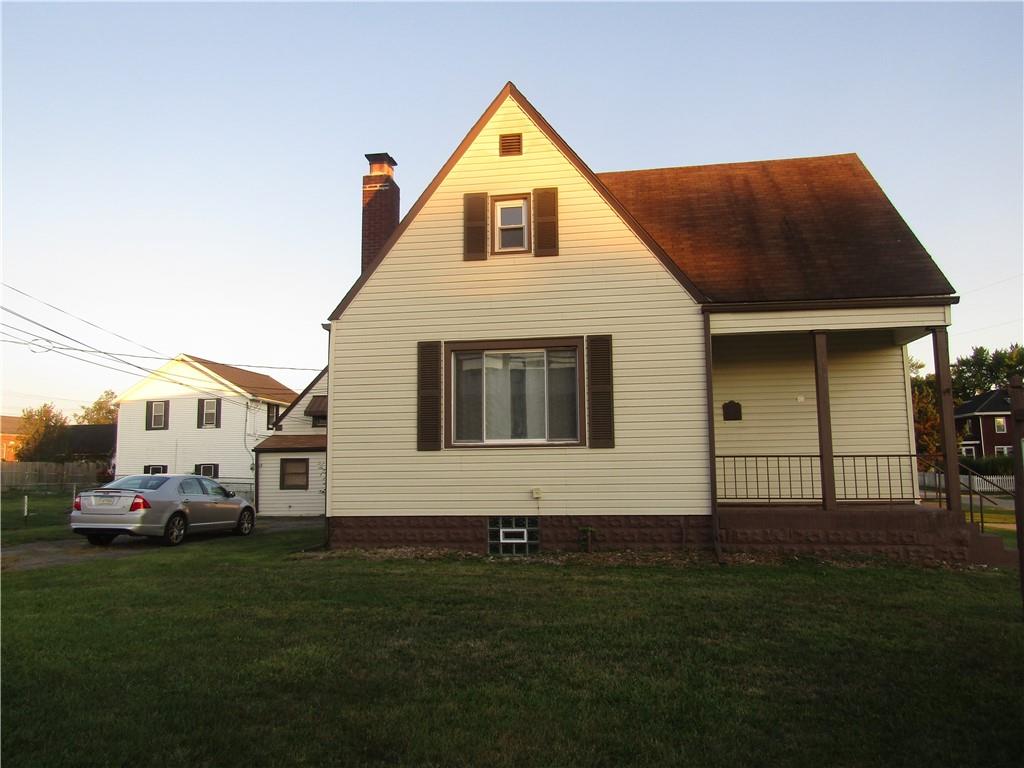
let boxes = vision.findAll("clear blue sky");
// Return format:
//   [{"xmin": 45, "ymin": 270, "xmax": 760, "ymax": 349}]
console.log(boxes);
[{"xmin": 2, "ymin": 2, "xmax": 1021, "ymax": 415}]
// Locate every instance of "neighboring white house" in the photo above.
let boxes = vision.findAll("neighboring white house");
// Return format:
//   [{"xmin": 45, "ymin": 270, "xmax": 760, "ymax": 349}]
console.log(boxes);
[
  {"xmin": 115, "ymin": 354, "xmax": 298, "ymax": 492},
  {"xmin": 253, "ymin": 368, "xmax": 328, "ymax": 516}
]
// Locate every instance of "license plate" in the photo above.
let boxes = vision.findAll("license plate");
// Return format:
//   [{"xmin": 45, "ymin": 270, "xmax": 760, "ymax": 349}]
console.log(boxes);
[{"xmin": 95, "ymin": 497, "xmax": 115, "ymax": 506}]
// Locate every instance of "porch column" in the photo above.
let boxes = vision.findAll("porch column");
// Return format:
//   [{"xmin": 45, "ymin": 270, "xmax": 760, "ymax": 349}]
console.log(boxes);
[
  {"xmin": 812, "ymin": 331, "xmax": 837, "ymax": 511},
  {"xmin": 931, "ymin": 327, "xmax": 962, "ymax": 514}
]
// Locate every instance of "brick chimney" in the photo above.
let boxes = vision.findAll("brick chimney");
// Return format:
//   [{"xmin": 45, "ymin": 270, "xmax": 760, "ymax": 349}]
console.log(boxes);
[{"xmin": 362, "ymin": 153, "xmax": 399, "ymax": 272}]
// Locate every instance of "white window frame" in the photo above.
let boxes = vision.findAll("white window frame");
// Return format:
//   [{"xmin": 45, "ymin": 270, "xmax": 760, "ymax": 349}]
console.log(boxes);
[
  {"xmin": 959, "ymin": 446, "xmax": 976, "ymax": 458},
  {"xmin": 994, "ymin": 445, "xmax": 1012, "ymax": 457},
  {"xmin": 452, "ymin": 347, "xmax": 579, "ymax": 446},
  {"xmin": 499, "ymin": 528, "xmax": 528, "ymax": 543},
  {"xmin": 202, "ymin": 399, "xmax": 218, "ymax": 428},
  {"xmin": 150, "ymin": 401, "xmax": 165, "ymax": 429},
  {"xmin": 492, "ymin": 198, "xmax": 530, "ymax": 253},
  {"xmin": 196, "ymin": 463, "xmax": 217, "ymax": 477},
  {"xmin": 994, "ymin": 417, "xmax": 1007, "ymax": 434},
  {"xmin": 144, "ymin": 464, "xmax": 168, "ymax": 475}
]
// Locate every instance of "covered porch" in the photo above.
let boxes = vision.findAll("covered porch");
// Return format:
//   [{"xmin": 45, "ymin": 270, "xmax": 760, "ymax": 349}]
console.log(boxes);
[{"xmin": 703, "ymin": 301, "xmax": 963, "ymax": 515}]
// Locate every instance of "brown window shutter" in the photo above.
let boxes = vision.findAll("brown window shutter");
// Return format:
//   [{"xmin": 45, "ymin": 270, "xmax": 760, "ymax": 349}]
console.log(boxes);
[
  {"xmin": 146, "ymin": 401, "xmax": 153, "ymax": 431},
  {"xmin": 163, "ymin": 401, "xmax": 170, "ymax": 430},
  {"xmin": 215, "ymin": 398, "xmax": 222, "ymax": 428},
  {"xmin": 197, "ymin": 400, "xmax": 205, "ymax": 429},
  {"xmin": 194, "ymin": 464, "xmax": 201, "ymax": 475},
  {"xmin": 417, "ymin": 341, "xmax": 443, "ymax": 451},
  {"xmin": 587, "ymin": 335, "xmax": 615, "ymax": 448},
  {"xmin": 533, "ymin": 188, "xmax": 558, "ymax": 257},
  {"xmin": 464, "ymin": 193, "xmax": 488, "ymax": 261}
]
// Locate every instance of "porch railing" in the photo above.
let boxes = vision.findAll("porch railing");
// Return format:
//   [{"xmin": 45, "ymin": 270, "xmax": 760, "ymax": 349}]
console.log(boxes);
[{"xmin": 715, "ymin": 454, "xmax": 918, "ymax": 503}]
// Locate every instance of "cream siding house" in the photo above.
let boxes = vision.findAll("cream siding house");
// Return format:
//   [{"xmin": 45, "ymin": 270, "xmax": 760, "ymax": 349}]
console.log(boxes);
[
  {"xmin": 253, "ymin": 368, "xmax": 328, "ymax": 517},
  {"xmin": 320, "ymin": 83, "xmax": 1013, "ymax": 565},
  {"xmin": 115, "ymin": 355, "xmax": 297, "ymax": 494}
]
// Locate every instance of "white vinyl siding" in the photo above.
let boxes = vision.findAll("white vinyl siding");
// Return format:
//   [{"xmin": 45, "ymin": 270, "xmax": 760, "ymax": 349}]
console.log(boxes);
[
  {"xmin": 257, "ymin": 452, "xmax": 326, "ymax": 517},
  {"xmin": 115, "ymin": 359, "xmax": 273, "ymax": 481},
  {"xmin": 328, "ymin": 96, "xmax": 710, "ymax": 518},
  {"xmin": 708, "ymin": 305, "xmax": 951, "ymax": 336},
  {"xmin": 277, "ymin": 371, "xmax": 329, "ymax": 435}
]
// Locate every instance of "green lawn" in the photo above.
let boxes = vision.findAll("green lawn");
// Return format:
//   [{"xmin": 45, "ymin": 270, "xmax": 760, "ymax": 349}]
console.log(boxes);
[
  {"xmin": 1, "ymin": 492, "xmax": 76, "ymax": 546},
  {"xmin": 2, "ymin": 528, "xmax": 1022, "ymax": 768}
]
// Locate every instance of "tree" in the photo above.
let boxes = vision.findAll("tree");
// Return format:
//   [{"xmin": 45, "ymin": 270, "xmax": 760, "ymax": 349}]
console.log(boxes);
[
  {"xmin": 15, "ymin": 403, "xmax": 69, "ymax": 461},
  {"xmin": 74, "ymin": 390, "xmax": 118, "ymax": 425},
  {"xmin": 909, "ymin": 362, "xmax": 942, "ymax": 456},
  {"xmin": 951, "ymin": 344, "xmax": 1024, "ymax": 402}
]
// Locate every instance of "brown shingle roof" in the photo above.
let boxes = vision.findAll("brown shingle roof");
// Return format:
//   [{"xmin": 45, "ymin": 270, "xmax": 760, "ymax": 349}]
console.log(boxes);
[
  {"xmin": 597, "ymin": 154, "xmax": 955, "ymax": 303},
  {"xmin": 253, "ymin": 434, "xmax": 327, "ymax": 453},
  {"xmin": 184, "ymin": 355, "xmax": 298, "ymax": 405}
]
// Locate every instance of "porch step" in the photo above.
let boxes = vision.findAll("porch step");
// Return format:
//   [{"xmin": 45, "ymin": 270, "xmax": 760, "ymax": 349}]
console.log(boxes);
[{"xmin": 967, "ymin": 524, "xmax": 1019, "ymax": 569}]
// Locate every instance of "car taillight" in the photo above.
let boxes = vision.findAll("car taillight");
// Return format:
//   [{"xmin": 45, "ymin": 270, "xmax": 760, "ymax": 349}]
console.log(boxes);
[
  {"xmin": 73, "ymin": 495, "xmax": 81, "ymax": 511},
  {"xmin": 129, "ymin": 495, "xmax": 151, "ymax": 512}
]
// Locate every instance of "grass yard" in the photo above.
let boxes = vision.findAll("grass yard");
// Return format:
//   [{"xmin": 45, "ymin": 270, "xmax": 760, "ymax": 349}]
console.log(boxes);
[
  {"xmin": 2, "ymin": 527, "xmax": 1022, "ymax": 768},
  {"xmin": 1, "ymin": 491, "xmax": 76, "ymax": 546}
]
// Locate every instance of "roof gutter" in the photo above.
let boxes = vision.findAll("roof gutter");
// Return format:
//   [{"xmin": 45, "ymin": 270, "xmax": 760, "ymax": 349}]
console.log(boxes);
[{"xmin": 700, "ymin": 295, "xmax": 959, "ymax": 313}]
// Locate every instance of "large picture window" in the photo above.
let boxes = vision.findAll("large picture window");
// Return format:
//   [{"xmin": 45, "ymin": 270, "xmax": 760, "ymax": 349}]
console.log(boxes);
[{"xmin": 446, "ymin": 338, "xmax": 584, "ymax": 447}]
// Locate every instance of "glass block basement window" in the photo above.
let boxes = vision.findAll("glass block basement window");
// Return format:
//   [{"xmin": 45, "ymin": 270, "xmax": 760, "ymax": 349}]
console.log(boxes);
[{"xmin": 488, "ymin": 516, "xmax": 539, "ymax": 555}]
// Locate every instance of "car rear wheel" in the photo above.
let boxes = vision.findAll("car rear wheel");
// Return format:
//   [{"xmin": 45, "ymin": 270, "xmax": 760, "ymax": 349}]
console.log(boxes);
[
  {"xmin": 234, "ymin": 508, "xmax": 255, "ymax": 536},
  {"xmin": 86, "ymin": 534, "xmax": 117, "ymax": 546},
  {"xmin": 162, "ymin": 513, "xmax": 187, "ymax": 546}
]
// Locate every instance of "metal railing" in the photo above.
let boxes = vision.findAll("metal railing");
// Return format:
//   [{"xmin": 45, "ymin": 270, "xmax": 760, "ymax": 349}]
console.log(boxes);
[
  {"xmin": 917, "ymin": 455, "xmax": 1007, "ymax": 534},
  {"xmin": 715, "ymin": 454, "xmax": 917, "ymax": 503}
]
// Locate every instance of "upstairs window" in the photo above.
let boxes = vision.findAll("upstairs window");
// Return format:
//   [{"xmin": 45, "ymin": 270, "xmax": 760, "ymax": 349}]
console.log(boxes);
[
  {"xmin": 267, "ymin": 403, "xmax": 280, "ymax": 431},
  {"xmin": 197, "ymin": 398, "xmax": 221, "ymax": 429},
  {"xmin": 492, "ymin": 196, "xmax": 530, "ymax": 253},
  {"xmin": 146, "ymin": 401, "xmax": 169, "ymax": 431},
  {"xmin": 994, "ymin": 417, "xmax": 1007, "ymax": 434}
]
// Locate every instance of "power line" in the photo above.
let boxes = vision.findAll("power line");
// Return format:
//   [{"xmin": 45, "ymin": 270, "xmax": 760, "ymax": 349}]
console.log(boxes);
[
  {"xmin": 0, "ymin": 338, "xmax": 320, "ymax": 372},
  {"xmin": 0, "ymin": 314, "xmax": 300, "ymax": 397},
  {"xmin": 1, "ymin": 311, "xmax": 297, "ymax": 405},
  {"xmin": 2, "ymin": 282, "xmax": 163, "ymax": 354}
]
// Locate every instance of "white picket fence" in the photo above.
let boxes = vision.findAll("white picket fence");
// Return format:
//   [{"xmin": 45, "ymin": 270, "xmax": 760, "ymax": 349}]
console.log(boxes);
[{"xmin": 919, "ymin": 473, "xmax": 1014, "ymax": 496}]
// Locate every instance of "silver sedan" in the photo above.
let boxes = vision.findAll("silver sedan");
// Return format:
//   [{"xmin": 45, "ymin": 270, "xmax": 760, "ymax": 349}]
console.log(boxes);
[{"xmin": 70, "ymin": 474, "xmax": 256, "ymax": 546}]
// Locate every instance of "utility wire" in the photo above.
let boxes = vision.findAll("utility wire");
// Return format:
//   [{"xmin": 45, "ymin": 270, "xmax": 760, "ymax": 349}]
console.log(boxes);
[
  {"xmin": 1, "ymin": 311, "xmax": 297, "ymax": 406},
  {"xmin": 2, "ymin": 282, "xmax": 163, "ymax": 354},
  {"xmin": 0, "ymin": 314, "xmax": 300, "ymax": 397},
  {"xmin": 0, "ymin": 338, "xmax": 320, "ymax": 372}
]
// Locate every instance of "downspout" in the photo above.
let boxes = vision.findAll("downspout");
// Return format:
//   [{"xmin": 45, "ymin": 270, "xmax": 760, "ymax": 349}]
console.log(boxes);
[{"xmin": 703, "ymin": 312, "xmax": 723, "ymax": 563}]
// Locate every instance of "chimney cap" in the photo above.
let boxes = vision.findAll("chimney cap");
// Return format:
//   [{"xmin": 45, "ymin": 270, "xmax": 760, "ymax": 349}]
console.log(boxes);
[{"xmin": 365, "ymin": 152, "xmax": 397, "ymax": 168}]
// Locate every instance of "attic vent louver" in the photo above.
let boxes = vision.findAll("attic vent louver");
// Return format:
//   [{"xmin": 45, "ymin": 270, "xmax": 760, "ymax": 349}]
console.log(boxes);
[{"xmin": 499, "ymin": 134, "xmax": 523, "ymax": 157}]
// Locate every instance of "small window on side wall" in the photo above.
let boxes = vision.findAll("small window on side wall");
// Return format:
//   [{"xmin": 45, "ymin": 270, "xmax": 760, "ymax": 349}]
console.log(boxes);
[
  {"xmin": 197, "ymin": 398, "xmax": 221, "ymax": 429},
  {"xmin": 994, "ymin": 417, "xmax": 1007, "ymax": 434},
  {"xmin": 193, "ymin": 463, "xmax": 219, "ymax": 478},
  {"xmin": 492, "ymin": 196, "xmax": 530, "ymax": 253},
  {"xmin": 143, "ymin": 464, "xmax": 168, "ymax": 475},
  {"xmin": 280, "ymin": 458, "xmax": 309, "ymax": 490},
  {"xmin": 267, "ymin": 404, "xmax": 280, "ymax": 431},
  {"xmin": 146, "ymin": 401, "xmax": 169, "ymax": 431},
  {"xmin": 312, "ymin": 415, "xmax": 327, "ymax": 428}
]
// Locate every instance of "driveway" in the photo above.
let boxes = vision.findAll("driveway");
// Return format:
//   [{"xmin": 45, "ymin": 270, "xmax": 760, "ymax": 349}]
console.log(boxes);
[{"xmin": 1, "ymin": 516, "xmax": 324, "ymax": 573}]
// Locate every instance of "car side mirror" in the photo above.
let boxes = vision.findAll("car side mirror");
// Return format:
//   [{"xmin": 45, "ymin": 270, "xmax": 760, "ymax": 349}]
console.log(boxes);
[{"xmin": 227, "ymin": 490, "xmax": 236, "ymax": 498}]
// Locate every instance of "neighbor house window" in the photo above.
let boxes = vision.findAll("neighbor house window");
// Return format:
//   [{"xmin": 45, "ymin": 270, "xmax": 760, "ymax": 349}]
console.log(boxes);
[
  {"xmin": 959, "ymin": 446, "xmax": 976, "ymax": 458},
  {"xmin": 492, "ymin": 196, "xmax": 530, "ymax": 253},
  {"xmin": 447, "ymin": 338, "xmax": 584, "ymax": 447},
  {"xmin": 280, "ymin": 458, "xmax": 309, "ymax": 490},
  {"xmin": 995, "ymin": 445, "xmax": 1013, "ymax": 457},
  {"xmin": 994, "ymin": 417, "xmax": 1007, "ymax": 434},
  {"xmin": 193, "ymin": 463, "xmax": 219, "ymax": 478},
  {"xmin": 267, "ymin": 404, "xmax": 280, "ymax": 430},
  {"xmin": 312, "ymin": 415, "xmax": 327, "ymax": 428},
  {"xmin": 143, "ymin": 464, "xmax": 168, "ymax": 474},
  {"xmin": 198, "ymin": 398, "xmax": 220, "ymax": 428},
  {"xmin": 146, "ymin": 400, "xmax": 169, "ymax": 430}
]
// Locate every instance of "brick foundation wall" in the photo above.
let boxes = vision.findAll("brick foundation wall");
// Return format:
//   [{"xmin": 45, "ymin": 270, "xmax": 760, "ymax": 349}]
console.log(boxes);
[{"xmin": 326, "ymin": 506, "xmax": 1012, "ymax": 566}]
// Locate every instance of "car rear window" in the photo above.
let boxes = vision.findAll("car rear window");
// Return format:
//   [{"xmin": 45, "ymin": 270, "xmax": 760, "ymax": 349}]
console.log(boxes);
[{"xmin": 104, "ymin": 475, "xmax": 169, "ymax": 491}]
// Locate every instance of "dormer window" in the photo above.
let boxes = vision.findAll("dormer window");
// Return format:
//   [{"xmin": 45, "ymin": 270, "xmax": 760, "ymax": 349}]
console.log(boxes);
[{"xmin": 492, "ymin": 196, "xmax": 530, "ymax": 253}]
